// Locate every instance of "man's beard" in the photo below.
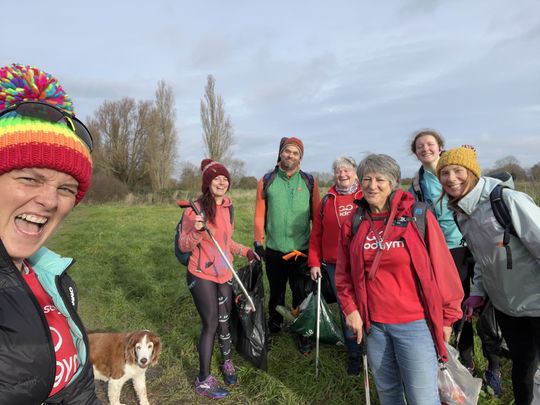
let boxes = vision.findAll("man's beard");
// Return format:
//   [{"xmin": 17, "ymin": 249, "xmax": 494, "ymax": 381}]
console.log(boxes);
[{"xmin": 280, "ymin": 159, "xmax": 299, "ymax": 171}]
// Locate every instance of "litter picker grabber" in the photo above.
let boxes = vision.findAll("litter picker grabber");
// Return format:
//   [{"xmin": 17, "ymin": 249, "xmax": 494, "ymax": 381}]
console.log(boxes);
[
  {"xmin": 177, "ymin": 199, "xmax": 256, "ymax": 311},
  {"xmin": 363, "ymin": 333, "xmax": 371, "ymax": 405},
  {"xmin": 315, "ymin": 276, "xmax": 321, "ymax": 377},
  {"xmin": 454, "ymin": 305, "xmax": 468, "ymax": 346}
]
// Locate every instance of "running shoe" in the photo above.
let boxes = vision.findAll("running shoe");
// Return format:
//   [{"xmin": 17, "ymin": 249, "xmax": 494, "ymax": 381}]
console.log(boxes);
[
  {"xmin": 484, "ymin": 369, "xmax": 502, "ymax": 397},
  {"xmin": 194, "ymin": 375, "xmax": 229, "ymax": 399},
  {"xmin": 221, "ymin": 359, "xmax": 238, "ymax": 386}
]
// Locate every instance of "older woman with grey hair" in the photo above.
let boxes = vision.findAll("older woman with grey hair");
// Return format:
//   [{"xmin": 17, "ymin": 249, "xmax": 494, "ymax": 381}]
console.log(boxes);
[
  {"xmin": 308, "ymin": 156, "xmax": 363, "ymax": 375},
  {"xmin": 335, "ymin": 154, "xmax": 464, "ymax": 405}
]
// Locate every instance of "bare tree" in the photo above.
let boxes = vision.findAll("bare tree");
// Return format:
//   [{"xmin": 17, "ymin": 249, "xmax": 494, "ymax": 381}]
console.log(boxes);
[
  {"xmin": 88, "ymin": 98, "xmax": 153, "ymax": 188},
  {"xmin": 146, "ymin": 81, "xmax": 178, "ymax": 192},
  {"xmin": 178, "ymin": 161, "xmax": 201, "ymax": 192},
  {"xmin": 200, "ymin": 75, "xmax": 234, "ymax": 162},
  {"xmin": 225, "ymin": 158, "xmax": 246, "ymax": 187},
  {"xmin": 530, "ymin": 163, "xmax": 540, "ymax": 181},
  {"xmin": 491, "ymin": 155, "xmax": 528, "ymax": 181}
]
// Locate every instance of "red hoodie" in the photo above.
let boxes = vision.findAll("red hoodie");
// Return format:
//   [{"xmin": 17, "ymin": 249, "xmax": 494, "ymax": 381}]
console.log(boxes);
[
  {"xmin": 308, "ymin": 185, "xmax": 363, "ymax": 267},
  {"xmin": 335, "ymin": 189, "xmax": 463, "ymax": 361}
]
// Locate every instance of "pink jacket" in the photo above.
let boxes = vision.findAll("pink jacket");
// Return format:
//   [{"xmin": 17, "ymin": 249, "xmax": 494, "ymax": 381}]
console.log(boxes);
[{"xmin": 179, "ymin": 197, "xmax": 249, "ymax": 284}]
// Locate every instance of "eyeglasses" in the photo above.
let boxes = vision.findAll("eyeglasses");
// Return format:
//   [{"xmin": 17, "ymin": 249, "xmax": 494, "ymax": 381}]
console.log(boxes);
[{"xmin": 0, "ymin": 101, "xmax": 93, "ymax": 152}]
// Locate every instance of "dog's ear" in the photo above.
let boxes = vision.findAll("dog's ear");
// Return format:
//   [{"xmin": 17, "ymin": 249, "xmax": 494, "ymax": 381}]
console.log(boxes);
[
  {"xmin": 125, "ymin": 332, "xmax": 139, "ymax": 363},
  {"xmin": 149, "ymin": 333, "xmax": 161, "ymax": 366}
]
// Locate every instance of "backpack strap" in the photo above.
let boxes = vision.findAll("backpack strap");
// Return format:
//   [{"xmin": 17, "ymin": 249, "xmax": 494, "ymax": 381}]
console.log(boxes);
[
  {"xmin": 490, "ymin": 185, "xmax": 515, "ymax": 269},
  {"xmin": 299, "ymin": 170, "xmax": 315, "ymax": 194},
  {"xmin": 228, "ymin": 204, "xmax": 234, "ymax": 224},
  {"xmin": 351, "ymin": 204, "xmax": 365, "ymax": 237},
  {"xmin": 412, "ymin": 169, "xmax": 424, "ymax": 202},
  {"xmin": 262, "ymin": 167, "xmax": 279, "ymax": 200},
  {"xmin": 299, "ymin": 170, "xmax": 315, "ymax": 220},
  {"xmin": 410, "ymin": 201, "xmax": 428, "ymax": 241},
  {"xmin": 320, "ymin": 193, "xmax": 331, "ymax": 217}
]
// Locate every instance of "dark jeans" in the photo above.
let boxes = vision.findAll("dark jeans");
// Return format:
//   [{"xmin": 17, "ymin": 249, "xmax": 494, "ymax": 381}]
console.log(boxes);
[
  {"xmin": 264, "ymin": 248, "xmax": 306, "ymax": 329},
  {"xmin": 494, "ymin": 309, "xmax": 540, "ymax": 405},
  {"xmin": 451, "ymin": 246, "xmax": 501, "ymax": 370},
  {"xmin": 324, "ymin": 262, "xmax": 361, "ymax": 357}
]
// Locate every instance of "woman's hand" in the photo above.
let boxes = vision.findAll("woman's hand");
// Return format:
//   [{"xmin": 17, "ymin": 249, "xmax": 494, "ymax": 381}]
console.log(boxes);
[
  {"xmin": 345, "ymin": 310, "xmax": 364, "ymax": 344},
  {"xmin": 246, "ymin": 249, "xmax": 260, "ymax": 262},
  {"xmin": 193, "ymin": 214, "xmax": 206, "ymax": 231},
  {"xmin": 310, "ymin": 266, "xmax": 322, "ymax": 281},
  {"xmin": 443, "ymin": 326, "xmax": 453, "ymax": 342}
]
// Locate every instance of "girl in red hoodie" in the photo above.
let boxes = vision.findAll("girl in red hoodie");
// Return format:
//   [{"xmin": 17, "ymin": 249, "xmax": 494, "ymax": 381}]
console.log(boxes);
[{"xmin": 180, "ymin": 159, "xmax": 259, "ymax": 399}]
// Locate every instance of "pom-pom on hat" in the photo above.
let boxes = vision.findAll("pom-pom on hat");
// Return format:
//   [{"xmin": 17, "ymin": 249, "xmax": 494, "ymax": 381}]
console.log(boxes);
[
  {"xmin": 201, "ymin": 158, "xmax": 230, "ymax": 193},
  {"xmin": 278, "ymin": 136, "xmax": 304, "ymax": 162},
  {"xmin": 0, "ymin": 64, "xmax": 92, "ymax": 203},
  {"xmin": 436, "ymin": 145, "xmax": 481, "ymax": 179}
]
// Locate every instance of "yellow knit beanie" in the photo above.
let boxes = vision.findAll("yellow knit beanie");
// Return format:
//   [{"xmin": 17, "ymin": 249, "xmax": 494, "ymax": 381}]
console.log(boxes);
[{"xmin": 436, "ymin": 145, "xmax": 481, "ymax": 179}]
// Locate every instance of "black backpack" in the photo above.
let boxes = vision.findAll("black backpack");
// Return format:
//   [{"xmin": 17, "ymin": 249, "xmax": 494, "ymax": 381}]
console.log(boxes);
[
  {"xmin": 350, "ymin": 201, "xmax": 429, "ymax": 241},
  {"xmin": 454, "ymin": 171, "xmax": 517, "ymax": 269},
  {"xmin": 174, "ymin": 205, "xmax": 234, "ymax": 265},
  {"xmin": 488, "ymin": 184, "xmax": 516, "ymax": 269}
]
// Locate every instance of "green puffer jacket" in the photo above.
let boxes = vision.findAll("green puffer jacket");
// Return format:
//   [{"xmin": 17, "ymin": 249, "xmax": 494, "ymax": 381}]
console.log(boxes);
[{"xmin": 452, "ymin": 176, "xmax": 540, "ymax": 317}]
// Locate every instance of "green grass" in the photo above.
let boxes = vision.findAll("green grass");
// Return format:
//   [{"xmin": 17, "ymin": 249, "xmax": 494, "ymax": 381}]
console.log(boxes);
[{"xmin": 47, "ymin": 190, "xmax": 513, "ymax": 404}]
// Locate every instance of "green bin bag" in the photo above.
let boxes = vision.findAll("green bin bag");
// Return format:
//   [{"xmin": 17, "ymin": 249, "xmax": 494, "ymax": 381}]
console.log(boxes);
[{"xmin": 277, "ymin": 291, "xmax": 343, "ymax": 345}]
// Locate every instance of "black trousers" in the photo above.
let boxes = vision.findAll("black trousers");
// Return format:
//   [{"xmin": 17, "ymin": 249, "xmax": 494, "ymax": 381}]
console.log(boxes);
[
  {"xmin": 495, "ymin": 309, "xmax": 540, "ymax": 405},
  {"xmin": 451, "ymin": 246, "xmax": 501, "ymax": 370},
  {"xmin": 264, "ymin": 248, "xmax": 307, "ymax": 329},
  {"xmin": 450, "ymin": 246, "xmax": 475, "ymax": 366}
]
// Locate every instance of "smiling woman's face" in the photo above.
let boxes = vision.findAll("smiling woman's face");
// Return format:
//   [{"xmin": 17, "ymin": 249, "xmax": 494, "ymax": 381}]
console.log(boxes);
[
  {"xmin": 414, "ymin": 134, "xmax": 442, "ymax": 166},
  {"xmin": 439, "ymin": 164, "xmax": 471, "ymax": 199},
  {"xmin": 334, "ymin": 165, "xmax": 357, "ymax": 189},
  {"xmin": 361, "ymin": 172, "xmax": 393, "ymax": 213},
  {"xmin": 0, "ymin": 167, "xmax": 77, "ymax": 269}
]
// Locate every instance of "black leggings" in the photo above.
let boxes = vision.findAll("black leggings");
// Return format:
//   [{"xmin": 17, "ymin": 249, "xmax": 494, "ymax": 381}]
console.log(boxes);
[
  {"xmin": 495, "ymin": 309, "xmax": 540, "ymax": 405},
  {"xmin": 187, "ymin": 272, "xmax": 233, "ymax": 380}
]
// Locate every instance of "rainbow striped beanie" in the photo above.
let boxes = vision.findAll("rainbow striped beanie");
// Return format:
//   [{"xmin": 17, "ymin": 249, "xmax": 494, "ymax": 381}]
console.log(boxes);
[{"xmin": 0, "ymin": 64, "xmax": 92, "ymax": 203}]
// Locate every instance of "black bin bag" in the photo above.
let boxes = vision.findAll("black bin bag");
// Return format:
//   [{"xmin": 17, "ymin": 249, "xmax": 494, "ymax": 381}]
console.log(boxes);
[{"xmin": 230, "ymin": 261, "xmax": 268, "ymax": 370}]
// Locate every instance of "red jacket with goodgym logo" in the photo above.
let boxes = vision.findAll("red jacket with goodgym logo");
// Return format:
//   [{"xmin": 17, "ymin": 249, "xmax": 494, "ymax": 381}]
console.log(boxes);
[
  {"xmin": 335, "ymin": 189, "xmax": 463, "ymax": 361},
  {"xmin": 308, "ymin": 185, "xmax": 363, "ymax": 267}
]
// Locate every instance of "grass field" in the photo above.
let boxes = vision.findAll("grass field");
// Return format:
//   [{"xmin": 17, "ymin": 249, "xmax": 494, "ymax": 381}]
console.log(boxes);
[{"xmin": 47, "ymin": 189, "xmax": 515, "ymax": 404}]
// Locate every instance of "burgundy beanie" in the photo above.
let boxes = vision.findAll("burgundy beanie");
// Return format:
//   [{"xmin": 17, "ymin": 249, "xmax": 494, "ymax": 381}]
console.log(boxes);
[
  {"xmin": 201, "ymin": 159, "xmax": 231, "ymax": 192},
  {"xmin": 278, "ymin": 136, "xmax": 304, "ymax": 162}
]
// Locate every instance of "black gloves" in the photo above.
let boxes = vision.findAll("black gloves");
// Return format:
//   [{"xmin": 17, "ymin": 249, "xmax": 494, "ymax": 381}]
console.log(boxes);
[{"xmin": 253, "ymin": 242, "xmax": 265, "ymax": 260}]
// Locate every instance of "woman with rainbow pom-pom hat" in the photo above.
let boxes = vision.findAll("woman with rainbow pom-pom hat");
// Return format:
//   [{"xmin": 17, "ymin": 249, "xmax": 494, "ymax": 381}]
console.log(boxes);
[{"xmin": 0, "ymin": 64, "xmax": 100, "ymax": 403}]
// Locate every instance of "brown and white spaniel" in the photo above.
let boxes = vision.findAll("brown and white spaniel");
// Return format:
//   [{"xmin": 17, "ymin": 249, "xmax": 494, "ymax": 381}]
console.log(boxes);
[{"xmin": 89, "ymin": 330, "xmax": 161, "ymax": 405}]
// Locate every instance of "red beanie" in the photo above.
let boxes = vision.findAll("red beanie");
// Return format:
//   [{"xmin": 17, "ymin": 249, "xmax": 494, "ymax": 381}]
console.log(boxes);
[
  {"xmin": 200, "ymin": 159, "xmax": 230, "ymax": 193},
  {"xmin": 278, "ymin": 137, "xmax": 304, "ymax": 162}
]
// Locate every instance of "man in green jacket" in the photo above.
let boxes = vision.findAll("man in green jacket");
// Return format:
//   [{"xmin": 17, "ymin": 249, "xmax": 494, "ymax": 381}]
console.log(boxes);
[{"xmin": 253, "ymin": 137, "xmax": 320, "ymax": 354}]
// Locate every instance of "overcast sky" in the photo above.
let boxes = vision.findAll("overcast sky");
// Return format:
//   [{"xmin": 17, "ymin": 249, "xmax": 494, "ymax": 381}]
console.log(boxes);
[{"xmin": 2, "ymin": 0, "xmax": 540, "ymax": 178}]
